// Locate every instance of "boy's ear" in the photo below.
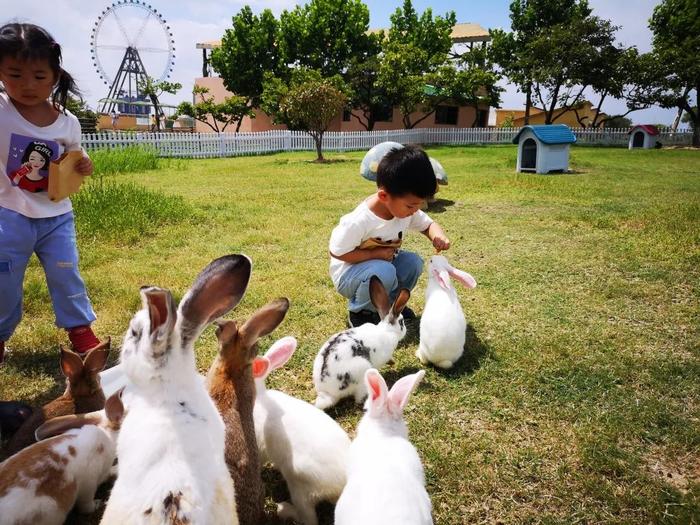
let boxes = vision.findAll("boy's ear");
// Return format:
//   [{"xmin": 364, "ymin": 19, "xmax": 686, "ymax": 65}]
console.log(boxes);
[{"xmin": 377, "ymin": 188, "xmax": 390, "ymax": 202}]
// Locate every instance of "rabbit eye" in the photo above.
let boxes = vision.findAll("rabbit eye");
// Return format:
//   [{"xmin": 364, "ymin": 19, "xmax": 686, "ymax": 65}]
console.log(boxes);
[
  {"xmin": 130, "ymin": 327, "xmax": 141, "ymax": 339},
  {"xmin": 399, "ymin": 319, "xmax": 405, "ymax": 329}
]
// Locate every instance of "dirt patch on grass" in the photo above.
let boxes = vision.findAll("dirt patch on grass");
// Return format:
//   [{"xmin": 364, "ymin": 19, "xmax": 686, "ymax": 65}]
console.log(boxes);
[{"xmin": 646, "ymin": 446, "xmax": 700, "ymax": 494}]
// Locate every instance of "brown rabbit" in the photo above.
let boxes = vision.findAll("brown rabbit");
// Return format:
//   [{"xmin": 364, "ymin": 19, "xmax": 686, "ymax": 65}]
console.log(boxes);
[
  {"xmin": 2, "ymin": 340, "xmax": 110, "ymax": 459},
  {"xmin": 0, "ymin": 389, "xmax": 125, "ymax": 525},
  {"xmin": 207, "ymin": 298, "xmax": 290, "ymax": 525}
]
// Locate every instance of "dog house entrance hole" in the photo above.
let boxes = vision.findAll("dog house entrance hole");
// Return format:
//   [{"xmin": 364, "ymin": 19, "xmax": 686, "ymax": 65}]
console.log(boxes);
[
  {"xmin": 632, "ymin": 131, "xmax": 645, "ymax": 148},
  {"xmin": 522, "ymin": 138, "xmax": 537, "ymax": 170}
]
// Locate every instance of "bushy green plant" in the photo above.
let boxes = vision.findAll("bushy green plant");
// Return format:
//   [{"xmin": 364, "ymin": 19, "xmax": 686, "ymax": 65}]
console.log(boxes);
[
  {"xmin": 73, "ymin": 178, "xmax": 194, "ymax": 244},
  {"xmin": 90, "ymin": 145, "xmax": 161, "ymax": 175}
]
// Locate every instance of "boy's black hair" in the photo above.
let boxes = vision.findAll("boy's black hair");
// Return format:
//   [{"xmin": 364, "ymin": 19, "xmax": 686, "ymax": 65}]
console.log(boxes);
[
  {"xmin": 0, "ymin": 23, "xmax": 81, "ymax": 112},
  {"xmin": 376, "ymin": 144, "xmax": 436, "ymax": 199}
]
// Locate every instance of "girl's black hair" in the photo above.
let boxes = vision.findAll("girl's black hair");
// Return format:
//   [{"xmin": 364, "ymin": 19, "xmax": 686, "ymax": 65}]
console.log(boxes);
[
  {"xmin": 0, "ymin": 23, "xmax": 81, "ymax": 111},
  {"xmin": 376, "ymin": 144, "xmax": 437, "ymax": 199}
]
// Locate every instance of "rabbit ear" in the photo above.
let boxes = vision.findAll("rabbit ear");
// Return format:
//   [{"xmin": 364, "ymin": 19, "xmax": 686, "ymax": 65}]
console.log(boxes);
[
  {"xmin": 82, "ymin": 342, "xmax": 110, "ymax": 375},
  {"xmin": 447, "ymin": 267, "xmax": 477, "ymax": 289},
  {"xmin": 178, "ymin": 255, "xmax": 252, "ymax": 346},
  {"xmin": 60, "ymin": 345, "xmax": 84, "ymax": 381},
  {"xmin": 264, "ymin": 336, "xmax": 297, "ymax": 371},
  {"xmin": 141, "ymin": 287, "xmax": 177, "ymax": 347},
  {"xmin": 369, "ymin": 276, "xmax": 390, "ymax": 318},
  {"xmin": 388, "ymin": 370, "xmax": 425, "ymax": 413},
  {"xmin": 252, "ymin": 357, "xmax": 271, "ymax": 379},
  {"xmin": 239, "ymin": 298, "xmax": 290, "ymax": 350},
  {"xmin": 35, "ymin": 412, "xmax": 102, "ymax": 441},
  {"xmin": 364, "ymin": 368, "xmax": 388, "ymax": 415},
  {"xmin": 391, "ymin": 288, "xmax": 410, "ymax": 319},
  {"xmin": 434, "ymin": 269, "xmax": 451, "ymax": 290},
  {"xmin": 104, "ymin": 388, "xmax": 125, "ymax": 427}
]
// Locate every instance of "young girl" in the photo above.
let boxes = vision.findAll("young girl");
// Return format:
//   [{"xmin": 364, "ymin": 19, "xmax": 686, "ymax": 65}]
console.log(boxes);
[{"xmin": 0, "ymin": 23, "xmax": 107, "ymax": 364}]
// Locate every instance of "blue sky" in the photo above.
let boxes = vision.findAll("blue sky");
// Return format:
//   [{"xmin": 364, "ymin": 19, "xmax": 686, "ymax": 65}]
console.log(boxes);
[{"xmin": 2, "ymin": 0, "xmax": 685, "ymax": 126}]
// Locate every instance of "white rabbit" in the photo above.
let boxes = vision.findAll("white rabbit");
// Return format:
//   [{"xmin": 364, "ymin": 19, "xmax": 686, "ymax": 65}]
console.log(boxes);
[
  {"xmin": 253, "ymin": 336, "xmax": 351, "ymax": 525},
  {"xmin": 335, "ymin": 368, "xmax": 432, "ymax": 525},
  {"xmin": 417, "ymin": 255, "xmax": 477, "ymax": 369},
  {"xmin": 100, "ymin": 254, "xmax": 253, "ymax": 525},
  {"xmin": 0, "ymin": 390, "xmax": 124, "ymax": 525},
  {"xmin": 313, "ymin": 276, "xmax": 410, "ymax": 409}
]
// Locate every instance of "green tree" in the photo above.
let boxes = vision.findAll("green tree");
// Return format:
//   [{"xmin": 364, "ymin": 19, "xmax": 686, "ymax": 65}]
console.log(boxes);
[
  {"xmin": 262, "ymin": 69, "xmax": 347, "ymax": 162},
  {"xmin": 681, "ymin": 107, "xmax": 698, "ymax": 124},
  {"xmin": 344, "ymin": 33, "xmax": 391, "ymax": 131},
  {"xmin": 490, "ymin": 0, "xmax": 604, "ymax": 124},
  {"xmin": 602, "ymin": 115, "xmax": 632, "ymax": 129},
  {"xmin": 176, "ymin": 86, "xmax": 253, "ymax": 133},
  {"xmin": 647, "ymin": 0, "xmax": 699, "ymax": 146},
  {"xmin": 138, "ymin": 78, "xmax": 182, "ymax": 131},
  {"xmin": 210, "ymin": 6, "xmax": 281, "ymax": 131},
  {"xmin": 65, "ymin": 96, "xmax": 98, "ymax": 132},
  {"xmin": 279, "ymin": 0, "xmax": 374, "ymax": 78},
  {"xmin": 376, "ymin": 1, "xmax": 457, "ymax": 128}
]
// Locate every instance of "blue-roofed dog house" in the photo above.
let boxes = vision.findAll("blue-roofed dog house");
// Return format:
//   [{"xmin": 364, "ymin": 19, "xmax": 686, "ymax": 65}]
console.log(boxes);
[{"xmin": 512, "ymin": 124, "xmax": 576, "ymax": 174}]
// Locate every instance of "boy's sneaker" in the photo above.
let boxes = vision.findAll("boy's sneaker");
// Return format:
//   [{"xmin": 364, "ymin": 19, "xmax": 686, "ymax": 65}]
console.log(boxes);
[
  {"xmin": 348, "ymin": 310, "xmax": 380, "ymax": 328},
  {"xmin": 67, "ymin": 325, "xmax": 109, "ymax": 356}
]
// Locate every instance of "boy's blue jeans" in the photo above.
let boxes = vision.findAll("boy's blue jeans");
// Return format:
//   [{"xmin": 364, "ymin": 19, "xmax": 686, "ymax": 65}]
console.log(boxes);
[
  {"xmin": 0, "ymin": 207, "xmax": 96, "ymax": 342},
  {"xmin": 336, "ymin": 250, "xmax": 423, "ymax": 313}
]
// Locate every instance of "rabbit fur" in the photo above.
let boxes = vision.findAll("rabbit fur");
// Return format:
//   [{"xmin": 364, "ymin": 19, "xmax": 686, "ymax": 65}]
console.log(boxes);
[
  {"xmin": 100, "ymin": 254, "xmax": 252, "ymax": 525},
  {"xmin": 313, "ymin": 276, "xmax": 410, "ymax": 410},
  {"xmin": 417, "ymin": 255, "xmax": 476, "ymax": 369},
  {"xmin": 207, "ymin": 297, "xmax": 290, "ymax": 525},
  {"xmin": 3, "ymin": 343, "xmax": 110, "ymax": 459},
  {"xmin": 0, "ymin": 390, "xmax": 125, "ymax": 525},
  {"xmin": 335, "ymin": 368, "xmax": 432, "ymax": 525},
  {"xmin": 253, "ymin": 337, "xmax": 351, "ymax": 525}
]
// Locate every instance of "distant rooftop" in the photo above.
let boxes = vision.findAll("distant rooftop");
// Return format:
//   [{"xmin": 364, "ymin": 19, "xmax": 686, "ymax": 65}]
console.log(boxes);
[{"xmin": 196, "ymin": 22, "xmax": 490, "ymax": 49}]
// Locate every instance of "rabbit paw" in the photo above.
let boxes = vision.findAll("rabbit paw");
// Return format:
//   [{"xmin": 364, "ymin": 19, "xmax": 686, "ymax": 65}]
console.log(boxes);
[{"xmin": 277, "ymin": 500, "xmax": 299, "ymax": 521}]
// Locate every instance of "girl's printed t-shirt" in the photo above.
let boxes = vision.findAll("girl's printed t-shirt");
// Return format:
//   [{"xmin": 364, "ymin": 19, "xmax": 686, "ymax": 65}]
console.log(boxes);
[
  {"xmin": 329, "ymin": 199, "xmax": 433, "ymax": 286},
  {"xmin": 0, "ymin": 92, "xmax": 82, "ymax": 218}
]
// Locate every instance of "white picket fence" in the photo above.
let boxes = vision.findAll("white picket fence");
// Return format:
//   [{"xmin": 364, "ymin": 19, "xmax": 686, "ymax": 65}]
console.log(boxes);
[{"xmin": 80, "ymin": 127, "xmax": 694, "ymax": 158}]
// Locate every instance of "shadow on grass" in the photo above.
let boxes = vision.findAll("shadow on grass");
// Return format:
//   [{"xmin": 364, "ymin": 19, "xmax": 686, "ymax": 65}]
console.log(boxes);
[
  {"xmin": 262, "ymin": 466, "xmax": 335, "ymax": 525},
  {"xmin": 1, "ymin": 346, "xmax": 66, "ymax": 403},
  {"xmin": 399, "ymin": 321, "xmax": 492, "ymax": 379},
  {"xmin": 427, "ymin": 198, "xmax": 455, "ymax": 214},
  {"xmin": 439, "ymin": 323, "xmax": 492, "ymax": 378}
]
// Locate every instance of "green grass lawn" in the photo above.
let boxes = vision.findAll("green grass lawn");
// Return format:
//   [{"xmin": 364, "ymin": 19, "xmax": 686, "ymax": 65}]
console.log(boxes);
[{"xmin": 1, "ymin": 145, "xmax": 698, "ymax": 524}]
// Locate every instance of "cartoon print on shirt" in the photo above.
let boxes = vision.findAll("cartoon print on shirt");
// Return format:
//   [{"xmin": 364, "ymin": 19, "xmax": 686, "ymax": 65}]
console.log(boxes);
[{"xmin": 6, "ymin": 134, "xmax": 58, "ymax": 193}]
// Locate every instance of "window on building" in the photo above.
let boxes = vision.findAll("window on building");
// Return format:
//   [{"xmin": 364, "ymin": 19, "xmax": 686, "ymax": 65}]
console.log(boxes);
[
  {"xmin": 435, "ymin": 105, "xmax": 459, "ymax": 125},
  {"xmin": 374, "ymin": 104, "xmax": 393, "ymax": 122},
  {"xmin": 342, "ymin": 108, "xmax": 352, "ymax": 122}
]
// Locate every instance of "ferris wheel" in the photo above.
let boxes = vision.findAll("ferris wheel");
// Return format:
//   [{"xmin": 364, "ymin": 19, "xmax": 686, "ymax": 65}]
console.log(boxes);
[{"xmin": 91, "ymin": 0, "xmax": 176, "ymax": 114}]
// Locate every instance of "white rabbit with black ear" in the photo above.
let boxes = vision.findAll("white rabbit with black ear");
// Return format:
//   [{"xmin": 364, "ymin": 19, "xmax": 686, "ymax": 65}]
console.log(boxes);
[
  {"xmin": 417, "ymin": 255, "xmax": 477, "ymax": 369},
  {"xmin": 335, "ymin": 368, "xmax": 431, "ymax": 525},
  {"xmin": 100, "ymin": 254, "xmax": 252, "ymax": 525},
  {"xmin": 253, "ymin": 337, "xmax": 351, "ymax": 525},
  {"xmin": 313, "ymin": 276, "xmax": 410, "ymax": 410}
]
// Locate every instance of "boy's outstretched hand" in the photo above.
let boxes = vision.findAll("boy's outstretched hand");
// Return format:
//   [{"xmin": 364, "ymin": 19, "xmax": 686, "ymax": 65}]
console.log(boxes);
[
  {"xmin": 76, "ymin": 154, "xmax": 94, "ymax": 177},
  {"xmin": 432, "ymin": 235, "xmax": 450, "ymax": 252}
]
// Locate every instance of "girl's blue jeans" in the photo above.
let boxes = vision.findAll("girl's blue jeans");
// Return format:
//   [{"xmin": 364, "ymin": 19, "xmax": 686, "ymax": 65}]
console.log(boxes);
[
  {"xmin": 336, "ymin": 250, "xmax": 423, "ymax": 313},
  {"xmin": 0, "ymin": 207, "xmax": 96, "ymax": 342}
]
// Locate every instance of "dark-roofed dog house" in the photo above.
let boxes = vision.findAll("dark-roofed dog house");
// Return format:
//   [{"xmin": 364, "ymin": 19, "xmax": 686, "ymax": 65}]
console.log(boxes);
[
  {"xmin": 628, "ymin": 125, "xmax": 659, "ymax": 149},
  {"xmin": 513, "ymin": 125, "xmax": 576, "ymax": 174}
]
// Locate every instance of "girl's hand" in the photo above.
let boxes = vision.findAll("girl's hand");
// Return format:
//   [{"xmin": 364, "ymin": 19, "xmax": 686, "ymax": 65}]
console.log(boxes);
[
  {"xmin": 75, "ymin": 154, "xmax": 94, "ymax": 176},
  {"xmin": 432, "ymin": 235, "xmax": 450, "ymax": 252}
]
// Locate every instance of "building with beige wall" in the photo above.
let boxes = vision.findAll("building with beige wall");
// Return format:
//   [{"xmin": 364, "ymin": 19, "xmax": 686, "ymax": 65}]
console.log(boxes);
[
  {"xmin": 193, "ymin": 23, "xmax": 492, "ymax": 133},
  {"xmin": 495, "ymin": 101, "xmax": 608, "ymax": 128}
]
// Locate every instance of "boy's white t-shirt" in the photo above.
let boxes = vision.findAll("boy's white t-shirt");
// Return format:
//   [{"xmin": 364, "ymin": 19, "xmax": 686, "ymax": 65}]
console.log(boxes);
[
  {"xmin": 329, "ymin": 199, "xmax": 433, "ymax": 286},
  {"xmin": 0, "ymin": 92, "xmax": 82, "ymax": 218}
]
